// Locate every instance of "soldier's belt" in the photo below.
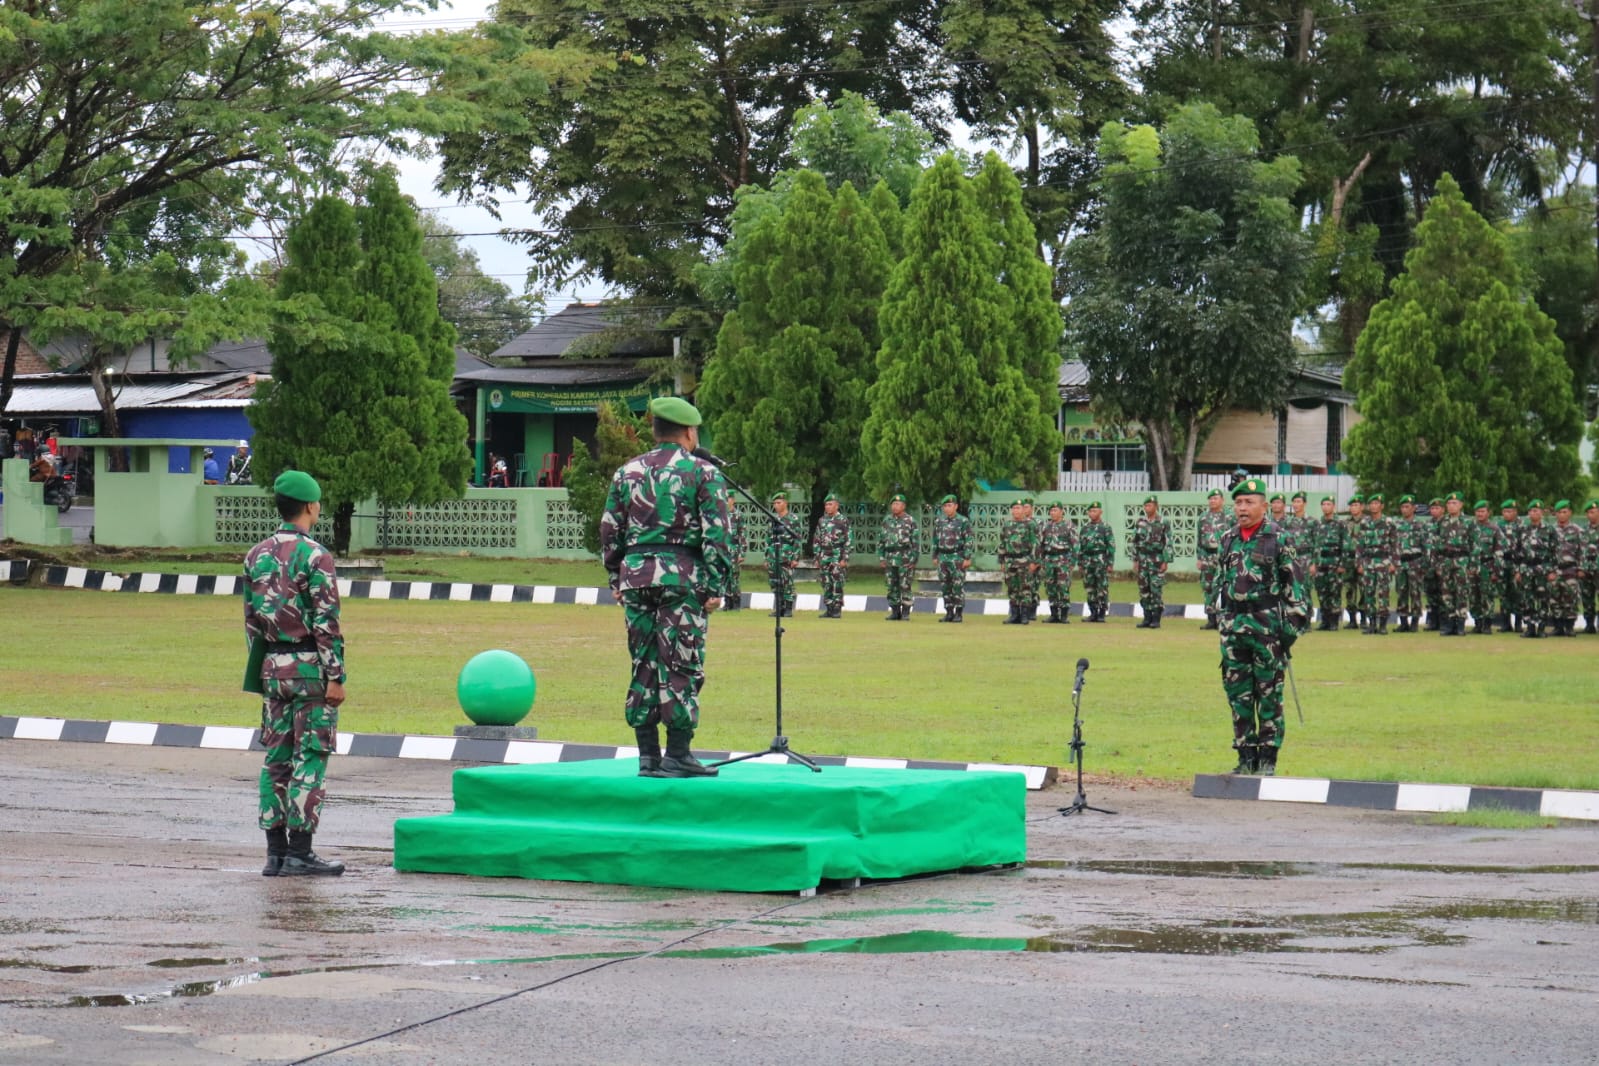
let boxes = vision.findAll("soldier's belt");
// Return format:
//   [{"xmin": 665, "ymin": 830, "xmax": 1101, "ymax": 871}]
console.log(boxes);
[
  {"xmin": 1222, "ymin": 594, "xmax": 1280, "ymax": 611},
  {"xmin": 1399, "ymin": 553, "xmax": 1424, "ymax": 561},
  {"xmin": 266, "ymin": 638, "xmax": 317, "ymax": 653},
  {"xmin": 1041, "ymin": 551, "xmax": 1072, "ymax": 557}
]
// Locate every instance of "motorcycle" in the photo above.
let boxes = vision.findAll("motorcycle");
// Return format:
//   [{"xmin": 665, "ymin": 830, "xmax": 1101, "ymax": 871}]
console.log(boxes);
[{"xmin": 41, "ymin": 472, "xmax": 73, "ymax": 512}]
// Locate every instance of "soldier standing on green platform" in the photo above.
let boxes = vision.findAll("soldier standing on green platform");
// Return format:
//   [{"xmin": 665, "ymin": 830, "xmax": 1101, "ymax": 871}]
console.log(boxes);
[
  {"xmin": 1039, "ymin": 501, "xmax": 1079, "ymax": 624},
  {"xmin": 1495, "ymin": 500, "xmax": 1523, "ymax": 631},
  {"xmin": 1342, "ymin": 495, "xmax": 1366, "ymax": 628},
  {"xmin": 1581, "ymin": 501, "xmax": 1599, "ymax": 633},
  {"xmin": 1393, "ymin": 495, "xmax": 1428, "ymax": 633},
  {"xmin": 1468, "ymin": 500, "xmax": 1500, "ymax": 634},
  {"xmin": 724, "ymin": 499, "xmax": 745, "ymax": 611},
  {"xmin": 999, "ymin": 498, "xmax": 1040, "ymax": 625},
  {"xmin": 1310, "ymin": 496, "xmax": 1348, "ymax": 630},
  {"xmin": 244, "ymin": 470, "xmax": 347, "ymax": 877},
  {"xmin": 932, "ymin": 494, "xmax": 972, "ymax": 623},
  {"xmin": 1131, "ymin": 495, "xmax": 1172, "ymax": 629},
  {"xmin": 810, "ymin": 492, "xmax": 851, "ymax": 619},
  {"xmin": 1213, "ymin": 477, "xmax": 1309, "ymax": 778},
  {"xmin": 1078, "ymin": 501, "xmax": 1115, "ymax": 623},
  {"xmin": 879, "ymin": 493, "xmax": 919, "ymax": 621},
  {"xmin": 1548, "ymin": 500, "xmax": 1584, "ymax": 636},
  {"xmin": 1433, "ymin": 492, "xmax": 1472, "ymax": 636},
  {"xmin": 600, "ymin": 396, "xmax": 733, "ymax": 779},
  {"xmin": 1518, "ymin": 499, "xmax": 1555, "ymax": 638},
  {"xmin": 1197, "ymin": 489, "xmax": 1230, "ymax": 631},
  {"xmin": 765, "ymin": 491, "xmax": 800, "ymax": 618},
  {"xmin": 1355, "ymin": 493, "xmax": 1398, "ymax": 634}
]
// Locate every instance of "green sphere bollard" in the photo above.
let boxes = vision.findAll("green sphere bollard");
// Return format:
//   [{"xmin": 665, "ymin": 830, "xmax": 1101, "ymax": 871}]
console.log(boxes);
[{"xmin": 457, "ymin": 649, "xmax": 537, "ymax": 727}]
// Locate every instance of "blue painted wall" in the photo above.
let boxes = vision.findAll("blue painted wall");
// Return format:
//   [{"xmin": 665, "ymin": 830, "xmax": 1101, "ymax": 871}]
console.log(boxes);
[{"xmin": 121, "ymin": 409, "xmax": 252, "ymax": 473}]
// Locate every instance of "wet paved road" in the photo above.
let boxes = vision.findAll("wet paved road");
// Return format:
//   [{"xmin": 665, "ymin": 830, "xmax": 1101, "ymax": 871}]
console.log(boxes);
[{"xmin": 2, "ymin": 742, "xmax": 1597, "ymax": 1064}]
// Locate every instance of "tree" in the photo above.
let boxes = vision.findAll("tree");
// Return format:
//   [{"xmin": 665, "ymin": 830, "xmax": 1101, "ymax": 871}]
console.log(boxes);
[
  {"xmin": 1063, "ymin": 104, "xmax": 1308, "ymax": 491},
  {"xmin": 1511, "ymin": 187, "xmax": 1598, "ymax": 411},
  {"xmin": 0, "ymin": 0, "xmax": 450, "ymax": 416},
  {"xmin": 563, "ymin": 402, "xmax": 649, "ymax": 555},
  {"xmin": 1344, "ymin": 175, "xmax": 1582, "ymax": 503},
  {"xmin": 251, "ymin": 175, "xmax": 471, "ymax": 555},
  {"xmin": 861, "ymin": 153, "xmax": 1061, "ymax": 502},
  {"xmin": 698, "ymin": 172, "xmax": 895, "ymax": 528},
  {"xmin": 419, "ymin": 213, "xmax": 536, "ymax": 358},
  {"xmin": 785, "ymin": 93, "xmax": 934, "ymax": 207}
]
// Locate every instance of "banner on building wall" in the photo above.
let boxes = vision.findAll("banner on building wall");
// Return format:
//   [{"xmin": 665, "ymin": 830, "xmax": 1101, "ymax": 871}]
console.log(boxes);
[
  {"xmin": 485, "ymin": 384, "xmax": 656, "ymax": 415},
  {"xmin": 1061, "ymin": 405, "xmax": 1142, "ymax": 445}
]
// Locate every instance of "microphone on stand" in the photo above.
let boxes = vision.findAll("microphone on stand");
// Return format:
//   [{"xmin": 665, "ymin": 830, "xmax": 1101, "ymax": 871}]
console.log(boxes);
[
  {"xmin": 691, "ymin": 447, "xmax": 735, "ymax": 470},
  {"xmin": 1073, "ymin": 658, "xmax": 1089, "ymax": 697}
]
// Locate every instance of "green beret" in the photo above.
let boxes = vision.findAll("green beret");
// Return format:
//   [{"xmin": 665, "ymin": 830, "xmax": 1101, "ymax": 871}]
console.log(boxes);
[
  {"xmin": 648, "ymin": 395, "xmax": 702, "ymax": 427},
  {"xmin": 1207, "ymin": 489, "xmax": 1223, "ymax": 499},
  {"xmin": 1501, "ymin": 499, "xmax": 1517, "ymax": 509},
  {"xmin": 1367, "ymin": 493, "xmax": 1385, "ymax": 504},
  {"xmin": 769, "ymin": 491, "xmax": 788, "ymax": 503},
  {"xmin": 1291, "ymin": 492, "xmax": 1306, "ymax": 502},
  {"xmin": 1142, "ymin": 495, "xmax": 1158, "ymax": 505},
  {"xmin": 1047, "ymin": 500, "xmax": 1064, "ymax": 512},
  {"xmin": 1555, "ymin": 499, "xmax": 1572, "ymax": 510},
  {"xmin": 1446, "ymin": 492, "xmax": 1463, "ymax": 503},
  {"xmin": 1398, "ymin": 494, "xmax": 1415, "ymax": 505},
  {"xmin": 273, "ymin": 470, "xmax": 321, "ymax": 503},
  {"xmin": 1528, "ymin": 497, "xmax": 1543, "ymax": 508},
  {"xmin": 823, "ymin": 492, "xmax": 840, "ymax": 503},
  {"xmin": 1428, "ymin": 497, "xmax": 1443, "ymax": 507},
  {"xmin": 938, "ymin": 494, "xmax": 957, "ymax": 505},
  {"xmin": 1231, "ymin": 477, "xmax": 1268, "ymax": 499},
  {"xmin": 890, "ymin": 493, "xmax": 907, "ymax": 504},
  {"xmin": 1349, "ymin": 494, "xmax": 1364, "ymax": 504},
  {"xmin": 1016, "ymin": 496, "xmax": 1033, "ymax": 506},
  {"xmin": 1587, "ymin": 501, "xmax": 1599, "ymax": 511},
  {"xmin": 1474, "ymin": 499, "xmax": 1490, "ymax": 510},
  {"xmin": 1087, "ymin": 500, "xmax": 1103, "ymax": 509},
  {"xmin": 1268, "ymin": 493, "xmax": 1285, "ymax": 503}
]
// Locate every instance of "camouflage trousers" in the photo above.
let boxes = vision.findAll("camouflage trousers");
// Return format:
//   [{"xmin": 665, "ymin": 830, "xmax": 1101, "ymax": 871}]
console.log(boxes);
[
  {"xmin": 725, "ymin": 561, "xmax": 743, "ymax": 609},
  {"xmin": 1395, "ymin": 557, "xmax": 1427, "ymax": 617},
  {"xmin": 936, "ymin": 555, "xmax": 966, "ymax": 612},
  {"xmin": 258, "ymin": 675, "xmax": 337, "ymax": 833},
  {"xmin": 1359, "ymin": 563, "xmax": 1393, "ymax": 619},
  {"xmin": 882, "ymin": 555, "xmax": 915, "ymax": 608},
  {"xmin": 1041, "ymin": 558, "xmax": 1074, "ymax": 612},
  {"xmin": 1548, "ymin": 571, "xmax": 1580, "ymax": 620},
  {"xmin": 1468, "ymin": 564, "xmax": 1499, "ymax": 623},
  {"xmin": 1498, "ymin": 565, "xmax": 1521, "ymax": 619},
  {"xmin": 767, "ymin": 561, "xmax": 795, "ymax": 612},
  {"xmin": 1312, "ymin": 566, "xmax": 1344, "ymax": 616},
  {"xmin": 816, "ymin": 558, "xmax": 847, "ymax": 613},
  {"xmin": 1582, "ymin": 573, "xmax": 1598, "ymax": 618},
  {"xmin": 621, "ymin": 586, "xmax": 707, "ymax": 732},
  {"xmin": 1219, "ymin": 613, "xmax": 1288, "ymax": 751},
  {"xmin": 1512, "ymin": 567, "xmax": 1544, "ymax": 625},
  {"xmin": 1134, "ymin": 565, "xmax": 1165, "ymax": 614},
  {"xmin": 1197, "ymin": 559, "xmax": 1219, "ymax": 619},
  {"xmin": 1437, "ymin": 556, "xmax": 1470, "ymax": 621},
  {"xmin": 1425, "ymin": 567, "xmax": 1444, "ymax": 618},
  {"xmin": 1003, "ymin": 561, "xmax": 1037, "ymax": 613},
  {"xmin": 1080, "ymin": 561, "xmax": 1111, "ymax": 614},
  {"xmin": 1343, "ymin": 567, "xmax": 1361, "ymax": 616}
]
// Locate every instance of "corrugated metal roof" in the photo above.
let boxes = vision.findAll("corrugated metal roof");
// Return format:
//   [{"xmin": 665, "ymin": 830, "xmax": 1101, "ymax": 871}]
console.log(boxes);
[
  {"xmin": 455, "ymin": 361, "xmax": 650, "ymax": 387},
  {"xmin": 489, "ymin": 303, "xmax": 672, "ymax": 361},
  {"xmin": 3, "ymin": 379, "xmax": 213, "ymax": 414}
]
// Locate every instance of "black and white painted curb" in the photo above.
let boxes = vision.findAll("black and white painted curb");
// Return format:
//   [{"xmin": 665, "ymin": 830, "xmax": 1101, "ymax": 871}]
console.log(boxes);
[
  {"xmin": 0, "ymin": 559, "xmax": 32, "ymax": 583},
  {"xmin": 35, "ymin": 564, "xmax": 1205, "ymax": 619},
  {"xmin": 1193, "ymin": 773, "xmax": 1599, "ymax": 822},
  {"xmin": 0, "ymin": 715, "xmax": 1056, "ymax": 790}
]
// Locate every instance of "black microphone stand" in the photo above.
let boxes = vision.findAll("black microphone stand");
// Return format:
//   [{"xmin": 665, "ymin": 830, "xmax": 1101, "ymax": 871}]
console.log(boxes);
[
  {"xmin": 711, "ymin": 468, "xmax": 821, "ymax": 773},
  {"xmin": 1058, "ymin": 664, "xmax": 1115, "ymax": 816}
]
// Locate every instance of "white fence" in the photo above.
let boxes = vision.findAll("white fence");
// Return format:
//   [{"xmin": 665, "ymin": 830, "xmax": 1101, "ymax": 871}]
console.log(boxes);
[
  {"xmin": 1057, "ymin": 470, "xmax": 1357, "ymax": 498},
  {"xmin": 1057, "ymin": 471, "xmax": 1151, "ymax": 492}
]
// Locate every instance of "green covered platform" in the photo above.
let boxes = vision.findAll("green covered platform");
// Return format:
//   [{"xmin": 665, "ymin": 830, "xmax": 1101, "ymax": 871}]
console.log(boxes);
[{"xmin": 393, "ymin": 760, "xmax": 1027, "ymax": 893}]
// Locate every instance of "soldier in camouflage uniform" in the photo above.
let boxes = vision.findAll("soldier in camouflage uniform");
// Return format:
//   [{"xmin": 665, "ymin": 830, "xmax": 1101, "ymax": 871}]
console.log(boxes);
[
  {"xmin": 765, "ymin": 491, "xmax": 800, "ymax": 618},
  {"xmin": 1354, "ymin": 493, "xmax": 1398, "ymax": 634},
  {"xmin": 1278, "ymin": 492, "xmax": 1312, "ymax": 563},
  {"xmin": 1517, "ymin": 499, "xmax": 1555, "ymax": 638},
  {"xmin": 879, "ymin": 493, "xmax": 919, "ymax": 620},
  {"xmin": 600, "ymin": 396, "xmax": 733, "ymax": 779},
  {"xmin": 998, "ymin": 498, "xmax": 1041, "ymax": 625},
  {"xmin": 1021, "ymin": 496, "xmax": 1045, "ymax": 618},
  {"xmin": 810, "ymin": 492, "xmax": 851, "ymax": 619},
  {"xmin": 1341, "ymin": 495, "xmax": 1366, "ymax": 628},
  {"xmin": 1421, "ymin": 497, "xmax": 1447, "ymax": 629},
  {"xmin": 1582, "ymin": 501, "xmax": 1599, "ymax": 633},
  {"xmin": 1392, "ymin": 495, "xmax": 1428, "ymax": 633},
  {"xmin": 1495, "ymin": 500, "xmax": 1523, "ymax": 631},
  {"xmin": 1212, "ymin": 478, "xmax": 1309, "ymax": 778},
  {"xmin": 1432, "ymin": 492, "xmax": 1472, "ymax": 636},
  {"xmin": 1547, "ymin": 500, "xmax": 1584, "ymax": 637},
  {"xmin": 1309, "ymin": 496, "xmax": 1348, "ymax": 630},
  {"xmin": 932, "ymin": 494, "xmax": 972, "ymax": 623},
  {"xmin": 244, "ymin": 470, "xmax": 346, "ymax": 877},
  {"xmin": 724, "ymin": 500, "xmax": 745, "ymax": 610},
  {"xmin": 1131, "ymin": 495, "xmax": 1172, "ymax": 629},
  {"xmin": 1038, "ymin": 501, "xmax": 1079, "ymax": 624},
  {"xmin": 1196, "ymin": 489, "xmax": 1230, "ymax": 630},
  {"xmin": 1078, "ymin": 501, "xmax": 1115, "ymax": 623},
  {"xmin": 1468, "ymin": 500, "xmax": 1500, "ymax": 634}
]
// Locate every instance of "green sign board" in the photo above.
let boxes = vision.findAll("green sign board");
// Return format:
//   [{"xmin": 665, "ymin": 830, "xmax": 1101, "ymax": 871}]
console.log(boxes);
[{"xmin": 484, "ymin": 383, "xmax": 655, "ymax": 415}]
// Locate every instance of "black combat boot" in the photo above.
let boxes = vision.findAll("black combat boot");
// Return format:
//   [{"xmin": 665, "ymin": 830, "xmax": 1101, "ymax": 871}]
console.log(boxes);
[
  {"xmin": 939, "ymin": 607, "xmax": 953, "ymax": 623},
  {"xmin": 1149, "ymin": 608, "xmax": 1162, "ymax": 629},
  {"xmin": 781, "ymin": 603, "xmax": 794, "ymax": 618},
  {"xmin": 635, "ymin": 725, "xmax": 668, "ymax": 778},
  {"xmin": 1522, "ymin": 619, "xmax": 1541, "ymax": 638},
  {"xmin": 262, "ymin": 826, "xmax": 288, "ymax": 877},
  {"xmin": 1475, "ymin": 616, "xmax": 1492, "ymax": 634},
  {"xmin": 281, "ymin": 830, "xmax": 345, "ymax": 877},
  {"xmin": 1201, "ymin": 611, "xmax": 1220, "ymax": 631},
  {"xmin": 1019, "ymin": 605, "xmax": 1033, "ymax": 624},
  {"xmin": 1256, "ymin": 746, "xmax": 1278, "ymax": 777},
  {"xmin": 1423, "ymin": 611, "xmax": 1438, "ymax": 631},
  {"xmin": 952, "ymin": 606, "xmax": 964, "ymax": 623},
  {"xmin": 1345, "ymin": 609, "xmax": 1361, "ymax": 630},
  {"xmin": 660, "ymin": 729, "xmax": 719, "ymax": 778},
  {"xmin": 900, "ymin": 603, "xmax": 912, "ymax": 620},
  {"xmin": 1044, "ymin": 604, "xmax": 1061, "ymax": 624},
  {"xmin": 1136, "ymin": 611, "xmax": 1154, "ymax": 628},
  {"xmin": 1377, "ymin": 614, "xmax": 1389, "ymax": 635},
  {"xmin": 1230, "ymin": 745, "xmax": 1257, "ymax": 775},
  {"xmin": 1585, "ymin": 612, "xmax": 1597, "ymax": 633},
  {"xmin": 886, "ymin": 604, "xmax": 901, "ymax": 621},
  {"xmin": 1003, "ymin": 605, "xmax": 1022, "ymax": 624},
  {"xmin": 1059, "ymin": 604, "xmax": 1071, "ymax": 625}
]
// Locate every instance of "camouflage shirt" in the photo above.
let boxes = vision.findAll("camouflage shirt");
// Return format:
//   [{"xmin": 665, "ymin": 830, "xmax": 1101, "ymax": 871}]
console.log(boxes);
[
  {"xmin": 1551, "ymin": 521, "xmax": 1584, "ymax": 574},
  {"xmin": 1520, "ymin": 522, "xmax": 1556, "ymax": 571},
  {"xmin": 1494, "ymin": 518, "xmax": 1524, "ymax": 568},
  {"xmin": 1470, "ymin": 519, "xmax": 1500, "ymax": 565},
  {"xmin": 1393, "ymin": 516, "xmax": 1429, "ymax": 560},
  {"xmin": 932, "ymin": 512, "xmax": 972, "ymax": 559},
  {"xmin": 1038, "ymin": 519, "xmax": 1079, "ymax": 560},
  {"xmin": 1583, "ymin": 522, "xmax": 1599, "ymax": 571},
  {"xmin": 1078, "ymin": 521, "xmax": 1115, "ymax": 564},
  {"xmin": 811, "ymin": 512, "xmax": 852, "ymax": 565},
  {"xmin": 1312, "ymin": 515, "xmax": 1349, "ymax": 564},
  {"xmin": 727, "ymin": 507, "xmax": 747, "ymax": 564},
  {"xmin": 1432, "ymin": 515, "xmax": 1471, "ymax": 558},
  {"xmin": 1355, "ymin": 515, "xmax": 1398, "ymax": 565},
  {"xmin": 766, "ymin": 512, "xmax": 802, "ymax": 565},
  {"xmin": 599, "ymin": 442, "xmax": 734, "ymax": 597},
  {"xmin": 997, "ymin": 517, "xmax": 1040, "ymax": 563},
  {"xmin": 1214, "ymin": 519, "xmax": 1310, "ymax": 630},
  {"xmin": 1278, "ymin": 513, "xmax": 1312, "ymax": 556},
  {"xmin": 879, "ymin": 513, "xmax": 919, "ymax": 561},
  {"xmin": 1130, "ymin": 515, "xmax": 1172, "ymax": 565},
  {"xmin": 1196, "ymin": 509, "xmax": 1231, "ymax": 560},
  {"xmin": 244, "ymin": 524, "xmax": 345, "ymax": 683}
]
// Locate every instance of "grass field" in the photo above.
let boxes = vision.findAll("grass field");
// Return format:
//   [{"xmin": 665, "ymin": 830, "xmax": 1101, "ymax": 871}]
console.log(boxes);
[{"xmin": 5, "ymin": 583, "xmax": 1598, "ymax": 790}]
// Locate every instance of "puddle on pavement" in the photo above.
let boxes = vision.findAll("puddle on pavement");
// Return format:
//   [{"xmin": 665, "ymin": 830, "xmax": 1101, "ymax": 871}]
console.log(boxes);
[
  {"xmin": 1029, "ymin": 860, "xmax": 1599, "ymax": 879},
  {"xmin": 0, "ymin": 959, "xmax": 98, "ymax": 974},
  {"xmin": 146, "ymin": 958, "xmax": 256, "ymax": 969}
]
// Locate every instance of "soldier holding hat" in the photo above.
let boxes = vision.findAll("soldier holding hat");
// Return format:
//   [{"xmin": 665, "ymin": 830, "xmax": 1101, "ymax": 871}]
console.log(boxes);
[
  {"xmin": 1354, "ymin": 493, "xmax": 1397, "ymax": 634},
  {"xmin": 1196, "ymin": 489, "xmax": 1230, "ymax": 630},
  {"xmin": 1341, "ymin": 494, "xmax": 1366, "ymax": 628},
  {"xmin": 879, "ymin": 493, "xmax": 919, "ymax": 620},
  {"xmin": 932, "ymin": 494, "xmax": 972, "ymax": 623},
  {"xmin": 1038, "ymin": 501, "xmax": 1079, "ymax": 624},
  {"xmin": 600, "ymin": 395, "xmax": 734, "ymax": 778},
  {"xmin": 1212, "ymin": 477, "xmax": 1308, "ymax": 777},
  {"xmin": 1131, "ymin": 495, "xmax": 1171, "ymax": 628},
  {"xmin": 243, "ymin": 470, "xmax": 346, "ymax": 876},
  {"xmin": 765, "ymin": 491, "xmax": 800, "ymax": 618},
  {"xmin": 811, "ymin": 492, "xmax": 851, "ymax": 619},
  {"xmin": 1078, "ymin": 501, "xmax": 1115, "ymax": 622}
]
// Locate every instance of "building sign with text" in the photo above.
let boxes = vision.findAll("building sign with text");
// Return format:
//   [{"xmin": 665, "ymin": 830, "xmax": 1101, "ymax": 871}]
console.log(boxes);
[{"xmin": 485, "ymin": 383, "xmax": 656, "ymax": 415}]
